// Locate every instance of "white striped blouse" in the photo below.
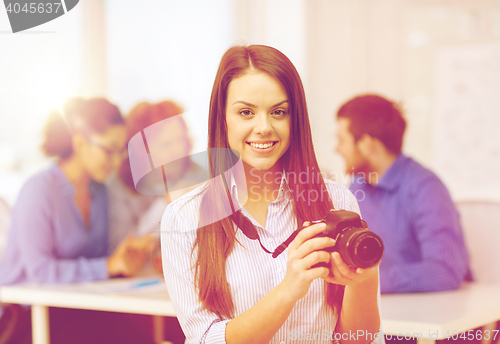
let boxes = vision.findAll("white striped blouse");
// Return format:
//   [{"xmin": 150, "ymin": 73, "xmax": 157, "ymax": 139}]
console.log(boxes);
[{"xmin": 161, "ymin": 175, "xmax": 384, "ymax": 344}]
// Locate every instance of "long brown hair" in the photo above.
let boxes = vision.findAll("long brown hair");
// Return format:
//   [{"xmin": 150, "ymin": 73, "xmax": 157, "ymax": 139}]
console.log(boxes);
[{"xmin": 194, "ymin": 45, "xmax": 344, "ymax": 319}]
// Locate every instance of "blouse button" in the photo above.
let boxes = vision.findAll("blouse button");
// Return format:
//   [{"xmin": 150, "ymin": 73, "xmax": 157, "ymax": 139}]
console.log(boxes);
[
  {"xmin": 280, "ymin": 341, "xmax": 285, "ymax": 344},
  {"xmin": 277, "ymin": 267, "xmax": 283, "ymax": 273},
  {"xmin": 268, "ymin": 237, "xmax": 274, "ymax": 243},
  {"xmin": 272, "ymin": 208, "xmax": 279, "ymax": 213}
]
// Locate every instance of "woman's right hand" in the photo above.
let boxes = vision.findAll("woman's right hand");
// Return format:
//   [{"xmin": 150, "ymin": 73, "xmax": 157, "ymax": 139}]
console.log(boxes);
[
  {"xmin": 107, "ymin": 234, "xmax": 156, "ymax": 277},
  {"xmin": 280, "ymin": 221, "xmax": 336, "ymax": 302}
]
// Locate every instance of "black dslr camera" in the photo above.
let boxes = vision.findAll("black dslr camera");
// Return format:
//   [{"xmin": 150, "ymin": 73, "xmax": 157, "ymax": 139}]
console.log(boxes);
[{"xmin": 311, "ymin": 210, "xmax": 384, "ymax": 269}]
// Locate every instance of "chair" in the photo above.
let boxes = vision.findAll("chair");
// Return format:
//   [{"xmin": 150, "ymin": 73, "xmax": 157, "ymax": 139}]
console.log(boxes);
[
  {"xmin": 455, "ymin": 201, "xmax": 500, "ymax": 284},
  {"xmin": 456, "ymin": 201, "xmax": 500, "ymax": 344},
  {"xmin": 0, "ymin": 198, "xmax": 10, "ymax": 264}
]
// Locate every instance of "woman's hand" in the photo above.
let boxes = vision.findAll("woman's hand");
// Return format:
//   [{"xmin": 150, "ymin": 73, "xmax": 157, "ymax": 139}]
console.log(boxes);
[
  {"xmin": 225, "ymin": 221, "xmax": 338, "ymax": 344},
  {"xmin": 280, "ymin": 221, "xmax": 336, "ymax": 302},
  {"xmin": 107, "ymin": 234, "xmax": 156, "ymax": 277},
  {"xmin": 323, "ymin": 252, "xmax": 379, "ymax": 286}
]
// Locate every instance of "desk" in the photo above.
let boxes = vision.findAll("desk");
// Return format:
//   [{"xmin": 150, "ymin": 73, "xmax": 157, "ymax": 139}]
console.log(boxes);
[
  {"xmin": 0, "ymin": 277, "xmax": 175, "ymax": 344},
  {"xmin": 3, "ymin": 281, "xmax": 500, "ymax": 344},
  {"xmin": 380, "ymin": 283, "xmax": 500, "ymax": 344}
]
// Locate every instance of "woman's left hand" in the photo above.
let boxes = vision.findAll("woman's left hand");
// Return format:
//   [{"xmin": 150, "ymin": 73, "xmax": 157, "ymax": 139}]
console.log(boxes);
[{"xmin": 322, "ymin": 252, "xmax": 378, "ymax": 286}]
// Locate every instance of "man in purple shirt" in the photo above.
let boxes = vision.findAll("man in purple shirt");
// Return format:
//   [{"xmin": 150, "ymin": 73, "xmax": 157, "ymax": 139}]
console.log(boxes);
[{"xmin": 334, "ymin": 94, "xmax": 471, "ymax": 294}]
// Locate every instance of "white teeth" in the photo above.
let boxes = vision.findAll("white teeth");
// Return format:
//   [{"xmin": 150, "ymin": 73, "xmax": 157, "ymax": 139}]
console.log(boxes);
[{"xmin": 249, "ymin": 142, "xmax": 275, "ymax": 149}]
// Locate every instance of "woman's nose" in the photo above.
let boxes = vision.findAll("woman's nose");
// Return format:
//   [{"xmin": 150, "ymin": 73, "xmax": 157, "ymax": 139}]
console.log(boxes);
[{"xmin": 253, "ymin": 113, "xmax": 272, "ymax": 136}]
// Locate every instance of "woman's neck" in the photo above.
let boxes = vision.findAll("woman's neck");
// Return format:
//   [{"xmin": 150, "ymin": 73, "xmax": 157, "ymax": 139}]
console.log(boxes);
[
  {"xmin": 243, "ymin": 162, "xmax": 283, "ymax": 204},
  {"xmin": 58, "ymin": 155, "xmax": 91, "ymax": 193}
]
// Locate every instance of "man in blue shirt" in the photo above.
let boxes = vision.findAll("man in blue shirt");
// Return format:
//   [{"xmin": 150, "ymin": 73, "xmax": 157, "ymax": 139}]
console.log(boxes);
[{"xmin": 334, "ymin": 94, "xmax": 471, "ymax": 293}]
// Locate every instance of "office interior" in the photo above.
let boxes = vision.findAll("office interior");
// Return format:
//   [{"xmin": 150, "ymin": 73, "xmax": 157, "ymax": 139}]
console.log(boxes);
[{"xmin": 1, "ymin": 0, "xmax": 500, "ymax": 342}]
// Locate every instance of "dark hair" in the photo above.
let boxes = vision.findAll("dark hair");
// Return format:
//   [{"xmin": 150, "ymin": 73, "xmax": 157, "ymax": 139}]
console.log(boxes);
[
  {"xmin": 42, "ymin": 97, "xmax": 125, "ymax": 159},
  {"xmin": 337, "ymin": 94, "xmax": 406, "ymax": 154},
  {"xmin": 118, "ymin": 100, "xmax": 185, "ymax": 193},
  {"xmin": 194, "ymin": 45, "xmax": 342, "ymax": 319}
]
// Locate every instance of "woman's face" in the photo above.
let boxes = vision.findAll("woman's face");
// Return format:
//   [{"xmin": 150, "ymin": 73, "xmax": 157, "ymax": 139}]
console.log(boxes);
[
  {"xmin": 80, "ymin": 124, "xmax": 128, "ymax": 183},
  {"xmin": 225, "ymin": 71, "xmax": 291, "ymax": 172},
  {"xmin": 148, "ymin": 116, "xmax": 191, "ymax": 179}
]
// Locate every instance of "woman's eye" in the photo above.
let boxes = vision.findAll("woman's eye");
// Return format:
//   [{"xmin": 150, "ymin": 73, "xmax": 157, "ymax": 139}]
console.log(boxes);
[
  {"xmin": 239, "ymin": 110, "xmax": 253, "ymax": 117},
  {"xmin": 272, "ymin": 110, "xmax": 286, "ymax": 116}
]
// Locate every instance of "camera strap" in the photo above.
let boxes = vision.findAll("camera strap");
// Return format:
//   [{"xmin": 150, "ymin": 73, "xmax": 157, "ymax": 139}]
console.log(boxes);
[
  {"xmin": 229, "ymin": 209, "xmax": 303, "ymax": 259},
  {"xmin": 220, "ymin": 172, "xmax": 303, "ymax": 259}
]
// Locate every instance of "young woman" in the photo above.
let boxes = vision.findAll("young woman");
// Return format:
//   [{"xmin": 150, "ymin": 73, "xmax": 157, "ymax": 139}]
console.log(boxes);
[
  {"xmin": 0, "ymin": 97, "xmax": 152, "ymax": 344},
  {"xmin": 161, "ymin": 45, "xmax": 382, "ymax": 344}
]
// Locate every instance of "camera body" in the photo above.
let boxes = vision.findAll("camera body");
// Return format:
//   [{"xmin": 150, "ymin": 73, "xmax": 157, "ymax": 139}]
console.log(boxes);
[{"xmin": 312, "ymin": 209, "xmax": 384, "ymax": 269}]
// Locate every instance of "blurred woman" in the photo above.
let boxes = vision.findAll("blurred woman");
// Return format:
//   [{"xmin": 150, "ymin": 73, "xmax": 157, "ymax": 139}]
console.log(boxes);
[
  {"xmin": 0, "ymin": 97, "xmax": 152, "ymax": 344},
  {"xmin": 107, "ymin": 100, "xmax": 183, "ymax": 251}
]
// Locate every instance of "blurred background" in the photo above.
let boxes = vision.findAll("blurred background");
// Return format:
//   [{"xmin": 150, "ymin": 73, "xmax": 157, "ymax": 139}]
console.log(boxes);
[{"xmin": 1, "ymin": 0, "xmax": 500, "ymax": 206}]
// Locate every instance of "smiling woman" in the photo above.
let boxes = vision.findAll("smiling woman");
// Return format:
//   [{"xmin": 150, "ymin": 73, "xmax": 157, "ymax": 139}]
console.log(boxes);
[{"xmin": 161, "ymin": 45, "xmax": 383, "ymax": 344}]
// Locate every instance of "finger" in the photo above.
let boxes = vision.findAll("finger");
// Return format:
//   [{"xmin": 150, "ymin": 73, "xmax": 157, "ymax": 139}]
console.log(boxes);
[
  {"xmin": 130, "ymin": 240, "xmax": 150, "ymax": 252},
  {"xmin": 299, "ymin": 250, "xmax": 331, "ymax": 270},
  {"xmin": 305, "ymin": 266, "xmax": 331, "ymax": 281},
  {"xmin": 130, "ymin": 235, "xmax": 156, "ymax": 252},
  {"xmin": 140, "ymin": 233, "xmax": 157, "ymax": 245},
  {"xmin": 121, "ymin": 235, "xmax": 136, "ymax": 249},
  {"xmin": 289, "ymin": 222, "xmax": 327, "ymax": 250},
  {"xmin": 292, "ymin": 237, "xmax": 335, "ymax": 260},
  {"xmin": 322, "ymin": 274, "xmax": 340, "ymax": 284},
  {"xmin": 329, "ymin": 254, "xmax": 352, "ymax": 284},
  {"xmin": 331, "ymin": 252, "xmax": 357, "ymax": 277}
]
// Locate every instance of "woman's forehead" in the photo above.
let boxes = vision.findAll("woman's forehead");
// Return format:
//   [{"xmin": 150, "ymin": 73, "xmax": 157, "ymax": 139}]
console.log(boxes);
[
  {"xmin": 227, "ymin": 72, "xmax": 287, "ymax": 103},
  {"xmin": 90, "ymin": 124, "xmax": 127, "ymax": 147}
]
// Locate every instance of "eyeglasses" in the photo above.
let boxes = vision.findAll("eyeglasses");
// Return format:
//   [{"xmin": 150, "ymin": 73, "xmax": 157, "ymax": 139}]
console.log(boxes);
[{"xmin": 88, "ymin": 138, "xmax": 128, "ymax": 160}]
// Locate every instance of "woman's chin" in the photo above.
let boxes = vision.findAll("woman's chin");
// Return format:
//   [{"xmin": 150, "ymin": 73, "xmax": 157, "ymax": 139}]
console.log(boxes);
[{"xmin": 243, "ymin": 160, "xmax": 282, "ymax": 173}]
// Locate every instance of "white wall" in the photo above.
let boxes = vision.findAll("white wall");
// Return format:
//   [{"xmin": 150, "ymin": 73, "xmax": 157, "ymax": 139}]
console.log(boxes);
[
  {"xmin": 105, "ymin": 0, "xmax": 235, "ymax": 154},
  {"xmin": 233, "ymin": 0, "xmax": 306, "ymax": 79},
  {"xmin": 305, "ymin": 0, "xmax": 500, "ymax": 201},
  {"xmin": 0, "ymin": 2, "xmax": 85, "ymax": 204}
]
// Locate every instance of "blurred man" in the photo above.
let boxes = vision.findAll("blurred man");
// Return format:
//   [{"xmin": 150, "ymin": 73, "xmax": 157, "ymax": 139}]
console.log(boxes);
[{"xmin": 335, "ymin": 94, "xmax": 471, "ymax": 293}]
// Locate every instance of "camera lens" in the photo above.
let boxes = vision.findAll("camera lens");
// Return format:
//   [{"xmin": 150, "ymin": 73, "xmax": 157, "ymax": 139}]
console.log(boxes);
[
  {"xmin": 337, "ymin": 229, "xmax": 384, "ymax": 269},
  {"xmin": 357, "ymin": 236, "xmax": 382, "ymax": 262},
  {"xmin": 350, "ymin": 232, "xmax": 384, "ymax": 269}
]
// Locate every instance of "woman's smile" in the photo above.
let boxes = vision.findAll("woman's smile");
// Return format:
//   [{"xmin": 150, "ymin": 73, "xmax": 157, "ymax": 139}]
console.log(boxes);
[{"xmin": 246, "ymin": 140, "xmax": 278, "ymax": 151}]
